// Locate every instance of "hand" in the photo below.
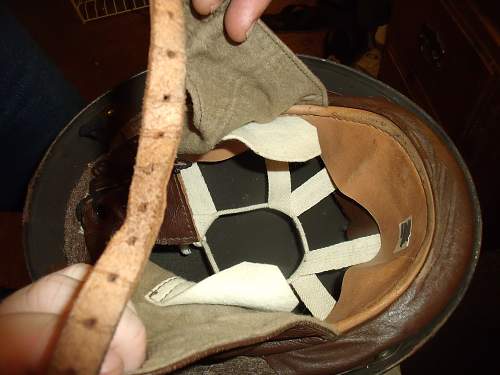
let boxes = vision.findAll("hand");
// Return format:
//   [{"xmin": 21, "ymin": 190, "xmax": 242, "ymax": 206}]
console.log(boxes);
[
  {"xmin": 0, "ymin": 263, "xmax": 146, "ymax": 375},
  {"xmin": 192, "ymin": 0, "xmax": 273, "ymax": 42}
]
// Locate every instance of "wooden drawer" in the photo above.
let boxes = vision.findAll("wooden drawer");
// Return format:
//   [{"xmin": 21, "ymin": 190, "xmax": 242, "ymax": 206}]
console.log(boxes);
[
  {"xmin": 380, "ymin": 47, "xmax": 441, "ymax": 123},
  {"xmin": 384, "ymin": 0, "xmax": 493, "ymax": 140}
]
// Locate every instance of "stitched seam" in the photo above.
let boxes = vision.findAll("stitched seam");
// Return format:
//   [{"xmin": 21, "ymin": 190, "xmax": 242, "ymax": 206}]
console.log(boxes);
[
  {"xmin": 148, "ymin": 277, "xmax": 177, "ymax": 298},
  {"xmin": 156, "ymin": 236, "xmax": 195, "ymax": 243},
  {"xmin": 159, "ymin": 281, "xmax": 189, "ymax": 303}
]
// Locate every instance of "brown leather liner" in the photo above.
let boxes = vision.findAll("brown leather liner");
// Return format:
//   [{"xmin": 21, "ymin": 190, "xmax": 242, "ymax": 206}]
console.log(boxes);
[
  {"xmin": 196, "ymin": 97, "xmax": 475, "ymax": 374},
  {"xmin": 334, "ymin": 194, "xmax": 379, "ymax": 240},
  {"xmin": 298, "ymin": 110, "xmax": 433, "ymax": 332},
  {"xmin": 187, "ymin": 103, "xmax": 433, "ymax": 333},
  {"xmin": 252, "ymin": 97, "xmax": 475, "ymax": 374}
]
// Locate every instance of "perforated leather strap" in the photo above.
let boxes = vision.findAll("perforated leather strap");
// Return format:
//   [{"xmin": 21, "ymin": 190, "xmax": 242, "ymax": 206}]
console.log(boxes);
[{"xmin": 47, "ymin": 1, "xmax": 186, "ymax": 374}]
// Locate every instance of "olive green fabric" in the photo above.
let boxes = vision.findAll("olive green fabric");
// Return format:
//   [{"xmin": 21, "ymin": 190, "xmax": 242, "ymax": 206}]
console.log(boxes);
[
  {"xmin": 180, "ymin": 0, "xmax": 327, "ymax": 154},
  {"xmin": 132, "ymin": 261, "xmax": 335, "ymax": 374}
]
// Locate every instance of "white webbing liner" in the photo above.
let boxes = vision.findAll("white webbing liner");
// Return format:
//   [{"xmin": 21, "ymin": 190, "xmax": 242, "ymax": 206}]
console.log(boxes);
[
  {"xmin": 291, "ymin": 234, "xmax": 381, "ymax": 278},
  {"xmin": 268, "ymin": 165, "xmax": 338, "ymax": 317},
  {"xmin": 180, "ymin": 164, "xmax": 218, "ymax": 236},
  {"xmin": 200, "ymin": 240, "xmax": 220, "ymax": 273},
  {"xmin": 291, "ymin": 274, "xmax": 337, "ymax": 320},
  {"xmin": 165, "ymin": 116, "xmax": 381, "ymax": 320},
  {"xmin": 266, "ymin": 160, "xmax": 292, "ymax": 214},
  {"xmin": 290, "ymin": 168, "xmax": 336, "ymax": 216}
]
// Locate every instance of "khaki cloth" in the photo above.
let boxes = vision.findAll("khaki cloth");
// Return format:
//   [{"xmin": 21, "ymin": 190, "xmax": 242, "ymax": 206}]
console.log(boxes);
[{"xmin": 180, "ymin": 0, "xmax": 327, "ymax": 153}]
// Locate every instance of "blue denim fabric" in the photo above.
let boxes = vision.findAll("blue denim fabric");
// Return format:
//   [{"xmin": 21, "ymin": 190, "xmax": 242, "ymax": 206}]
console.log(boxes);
[{"xmin": 0, "ymin": 4, "xmax": 84, "ymax": 211}]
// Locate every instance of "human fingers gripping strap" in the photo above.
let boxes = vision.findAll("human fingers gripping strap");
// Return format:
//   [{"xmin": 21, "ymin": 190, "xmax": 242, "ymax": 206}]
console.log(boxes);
[{"xmin": 47, "ymin": 1, "xmax": 187, "ymax": 374}]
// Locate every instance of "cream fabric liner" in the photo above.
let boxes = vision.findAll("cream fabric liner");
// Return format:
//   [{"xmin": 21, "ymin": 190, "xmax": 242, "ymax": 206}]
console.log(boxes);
[
  {"xmin": 221, "ymin": 115, "xmax": 322, "ymax": 162},
  {"xmin": 133, "ymin": 261, "xmax": 336, "ymax": 375},
  {"xmin": 153, "ymin": 117, "xmax": 380, "ymax": 321},
  {"xmin": 146, "ymin": 262, "xmax": 298, "ymax": 312}
]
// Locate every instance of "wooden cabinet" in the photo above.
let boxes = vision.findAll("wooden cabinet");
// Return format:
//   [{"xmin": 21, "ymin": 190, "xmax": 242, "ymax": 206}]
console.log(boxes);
[{"xmin": 379, "ymin": 0, "xmax": 499, "ymax": 248}]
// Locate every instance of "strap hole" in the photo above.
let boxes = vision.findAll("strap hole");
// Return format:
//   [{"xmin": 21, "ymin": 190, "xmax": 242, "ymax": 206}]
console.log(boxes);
[{"xmin": 83, "ymin": 317, "xmax": 97, "ymax": 329}]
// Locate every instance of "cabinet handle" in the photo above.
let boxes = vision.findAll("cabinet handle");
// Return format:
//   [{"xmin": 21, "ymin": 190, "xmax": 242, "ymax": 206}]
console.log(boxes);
[{"xmin": 418, "ymin": 24, "xmax": 445, "ymax": 70}]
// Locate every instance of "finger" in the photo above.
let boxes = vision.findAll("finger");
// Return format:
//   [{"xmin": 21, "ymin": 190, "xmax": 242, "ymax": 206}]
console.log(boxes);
[
  {"xmin": 56, "ymin": 262, "xmax": 91, "ymax": 280},
  {"xmin": 0, "ymin": 313, "xmax": 60, "ymax": 374},
  {"xmin": 191, "ymin": 0, "xmax": 223, "ymax": 15},
  {"xmin": 0, "ymin": 274, "xmax": 77, "ymax": 315},
  {"xmin": 107, "ymin": 303, "xmax": 147, "ymax": 372},
  {"xmin": 224, "ymin": 0, "xmax": 272, "ymax": 42},
  {"xmin": 0, "ymin": 268, "xmax": 91, "ymax": 315},
  {"xmin": 100, "ymin": 348, "xmax": 124, "ymax": 375},
  {"xmin": 1, "ymin": 296, "xmax": 145, "ymax": 373},
  {"xmin": 0, "ymin": 312, "xmax": 143, "ymax": 375},
  {"xmin": 54, "ymin": 265, "xmax": 145, "ymax": 371},
  {"xmin": 0, "ymin": 263, "xmax": 91, "ymax": 315},
  {"xmin": 0, "ymin": 263, "xmax": 146, "ymax": 374}
]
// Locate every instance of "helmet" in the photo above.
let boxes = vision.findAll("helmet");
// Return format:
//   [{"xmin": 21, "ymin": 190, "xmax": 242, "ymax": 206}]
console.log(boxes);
[
  {"xmin": 22, "ymin": 1, "xmax": 480, "ymax": 373},
  {"xmin": 24, "ymin": 58, "xmax": 480, "ymax": 374}
]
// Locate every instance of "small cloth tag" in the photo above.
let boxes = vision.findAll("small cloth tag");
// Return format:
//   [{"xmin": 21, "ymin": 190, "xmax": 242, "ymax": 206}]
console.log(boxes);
[{"xmin": 396, "ymin": 216, "xmax": 412, "ymax": 252}]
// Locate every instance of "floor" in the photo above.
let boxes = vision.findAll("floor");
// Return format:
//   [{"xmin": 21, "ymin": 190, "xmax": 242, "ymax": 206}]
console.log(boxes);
[{"xmin": 1, "ymin": 0, "xmax": 499, "ymax": 373}]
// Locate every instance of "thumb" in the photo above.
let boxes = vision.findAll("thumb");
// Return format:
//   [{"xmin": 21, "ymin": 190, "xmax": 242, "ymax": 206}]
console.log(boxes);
[{"xmin": 100, "ymin": 348, "xmax": 125, "ymax": 375}]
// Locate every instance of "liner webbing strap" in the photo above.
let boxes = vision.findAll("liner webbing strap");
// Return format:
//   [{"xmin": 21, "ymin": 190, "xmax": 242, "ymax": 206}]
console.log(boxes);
[{"xmin": 177, "ymin": 119, "xmax": 380, "ymax": 319}]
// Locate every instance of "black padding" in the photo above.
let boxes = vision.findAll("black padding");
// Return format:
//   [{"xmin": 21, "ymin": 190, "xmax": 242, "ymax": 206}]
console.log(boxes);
[
  {"xmin": 318, "ymin": 268, "xmax": 348, "ymax": 301},
  {"xmin": 299, "ymin": 194, "xmax": 349, "ymax": 250},
  {"xmin": 151, "ymin": 245, "xmax": 211, "ymax": 282},
  {"xmin": 289, "ymin": 158, "xmax": 324, "ymax": 191},
  {"xmin": 197, "ymin": 152, "xmax": 350, "ymax": 299},
  {"xmin": 199, "ymin": 151, "xmax": 267, "ymax": 210},
  {"xmin": 206, "ymin": 209, "xmax": 303, "ymax": 278}
]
